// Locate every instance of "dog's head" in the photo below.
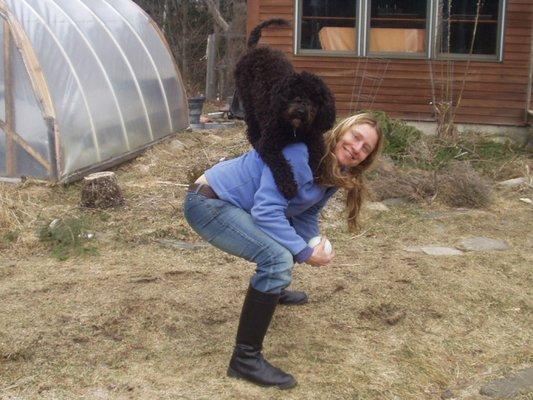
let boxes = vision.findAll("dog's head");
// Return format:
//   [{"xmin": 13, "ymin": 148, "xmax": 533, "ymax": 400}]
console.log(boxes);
[
  {"xmin": 284, "ymin": 96, "xmax": 316, "ymax": 131},
  {"xmin": 272, "ymin": 71, "xmax": 336, "ymax": 138}
]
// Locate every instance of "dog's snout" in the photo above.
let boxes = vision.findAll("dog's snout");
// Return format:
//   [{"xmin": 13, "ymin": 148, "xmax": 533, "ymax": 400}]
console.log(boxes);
[{"xmin": 295, "ymin": 108, "xmax": 306, "ymax": 117}]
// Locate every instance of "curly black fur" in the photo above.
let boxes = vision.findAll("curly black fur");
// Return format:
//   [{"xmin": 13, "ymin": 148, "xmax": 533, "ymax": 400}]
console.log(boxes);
[{"xmin": 234, "ymin": 19, "xmax": 336, "ymax": 199}]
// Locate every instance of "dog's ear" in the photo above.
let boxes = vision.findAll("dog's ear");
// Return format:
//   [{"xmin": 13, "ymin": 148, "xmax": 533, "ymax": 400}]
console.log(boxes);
[{"xmin": 300, "ymin": 71, "xmax": 336, "ymax": 133}]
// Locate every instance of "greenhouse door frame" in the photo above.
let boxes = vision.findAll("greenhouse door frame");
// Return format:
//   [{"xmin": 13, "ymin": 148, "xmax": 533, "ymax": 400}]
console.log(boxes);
[{"xmin": 0, "ymin": 2, "xmax": 59, "ymax": 181}]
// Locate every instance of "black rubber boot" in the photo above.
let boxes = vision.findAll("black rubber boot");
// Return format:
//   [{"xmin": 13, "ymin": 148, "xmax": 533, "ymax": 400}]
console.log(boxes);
[
  {"xmin": 227, "ymin": 285, "xmax": 297, "ymax": 389},
  {"xmin": 278, "ymin": 289, "xmax": 309, "ymax": 305}
]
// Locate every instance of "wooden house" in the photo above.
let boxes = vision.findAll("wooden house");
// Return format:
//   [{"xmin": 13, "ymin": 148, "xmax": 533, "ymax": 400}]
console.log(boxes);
[{"xmin": 247, "ymin": 0, "xmax": 532, "ymax": 127}]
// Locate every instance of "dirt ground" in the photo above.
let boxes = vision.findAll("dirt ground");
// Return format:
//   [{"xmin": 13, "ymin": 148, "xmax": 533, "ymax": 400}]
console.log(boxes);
[{"xmin": 1, "ymin": 125, "xmax": 532, "ymax": 400}]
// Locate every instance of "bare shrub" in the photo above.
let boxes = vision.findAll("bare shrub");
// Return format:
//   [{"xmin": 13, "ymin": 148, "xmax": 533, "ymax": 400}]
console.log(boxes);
[
  {"xmin": 369, "ymin": 166, "xmax": 436, "ymax": 203},
  {"xmin": 369, "ymin": 159, "xmax": 492, "ymax": 208},
  {"xmin": 437, "ymin": 161, "xmax": 492, "ymax": 208},
  {"xmin": 405, "ymin": 137, "xmax": 433, "ymax": 166}
]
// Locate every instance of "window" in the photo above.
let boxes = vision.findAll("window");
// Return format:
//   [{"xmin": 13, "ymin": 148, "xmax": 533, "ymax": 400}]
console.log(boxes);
[
  {"xmin": 369, "ymin": 0, "xmax": 427, "ymax": 54},
  {"xmin": 300, "ymin": 0, "xmax": 358, "ymax": 52},
  {"xmin": 439, "ymin": 0, "xmax": 501, "ymax": 56},
  {"xmin": 295, "ymin": 0, "xmax": 506, "ymax": 60}
]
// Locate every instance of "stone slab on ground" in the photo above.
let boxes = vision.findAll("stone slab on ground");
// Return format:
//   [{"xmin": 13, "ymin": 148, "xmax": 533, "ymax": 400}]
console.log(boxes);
[
  {"xmin": 365, "ymin": 202, "xmax": 390, "ymax": 212},
  {"xmin": 479, "ymin": 367, "xmax": 533, "ymax": 398},
  {"xmin": 170, "ymin": 139, "xmax": 186, "ymax": 151},
  {"xmin": 405, "ymin": 246, "xmax": 464, "ymax": 256},
  {"xmin": 204, "ymin": 122, "xmax": 236, "ymax": 130},
  {"xmin": 497, "ymin": 177, "xmax": 528, "ymax": 188},
  {"xmin": 458, "ymin": 236, "xmax": 510, "ymax": 252}
]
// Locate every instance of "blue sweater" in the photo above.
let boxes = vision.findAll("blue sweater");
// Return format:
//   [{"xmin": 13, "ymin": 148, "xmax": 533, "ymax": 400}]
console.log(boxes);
[{"xmin": 205, "ymin": 143, "xmax": 337, "ymax": 262}]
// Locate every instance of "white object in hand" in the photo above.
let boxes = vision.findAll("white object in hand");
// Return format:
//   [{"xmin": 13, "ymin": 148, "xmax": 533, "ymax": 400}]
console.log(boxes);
[{"xmin": 308, "ymin": 236, "xmax": 332, "ymax": 255}]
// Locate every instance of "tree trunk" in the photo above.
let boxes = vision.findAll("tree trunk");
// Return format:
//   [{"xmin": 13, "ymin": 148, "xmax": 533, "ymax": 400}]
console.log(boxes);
[
  {"xmin": 180, "ymin": 2, "xmax": 188, "ymax": 80},
  {"xmin": 204, "ymin": 0, "xmax": 229, "ymax": 32},
  {"xmin": 80, "ymin": 171, "xmax": 125, "ymax": 209}
]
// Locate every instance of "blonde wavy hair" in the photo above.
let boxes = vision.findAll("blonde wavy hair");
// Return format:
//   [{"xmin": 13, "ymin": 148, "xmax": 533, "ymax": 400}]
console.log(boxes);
[{"xmin": 317, "ymin": 113, "xmax": 384, "ymax": 232}]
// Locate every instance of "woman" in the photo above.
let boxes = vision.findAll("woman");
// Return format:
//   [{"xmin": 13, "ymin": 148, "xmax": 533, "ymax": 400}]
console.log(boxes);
[{"xmin": 183, "ymin": 112, "xmax": 383, "ymax": 389}]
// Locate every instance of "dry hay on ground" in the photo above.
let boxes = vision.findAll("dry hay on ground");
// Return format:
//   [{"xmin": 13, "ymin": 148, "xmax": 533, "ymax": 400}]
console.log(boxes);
[
  {"xmin": 1, "ymin": 125, "xmax": 532, "ymax": 399},
  {"xmin": 0, "ymin": 187, "xmax": 21, "ymax": 232}
]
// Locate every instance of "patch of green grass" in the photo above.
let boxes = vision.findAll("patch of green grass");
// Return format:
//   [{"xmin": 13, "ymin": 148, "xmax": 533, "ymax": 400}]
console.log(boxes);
[
  {"xmin": 38, "ymin": 217, "xmax": 98, "ymax": 261},
  {"xmin": 456, "ymin": 138, "xmax": 526, "ymax": 178},
  {"xmin": 367, "ymin": 110, "xmax": 423, "ymax": 160},
  {"xmin": 420, "ymin": 137, "xmax": 527, "ymax": 177},
  {"xmin": 1, "ymin": 229, "xmax": 20, "ymax": 245},
  {"xmin": 369, "ymin": 111, "xmax": 526, "ymax": 177},
  {"xmin": 98, "ymin": 211, "xmax": 111, "ymax": 222}
]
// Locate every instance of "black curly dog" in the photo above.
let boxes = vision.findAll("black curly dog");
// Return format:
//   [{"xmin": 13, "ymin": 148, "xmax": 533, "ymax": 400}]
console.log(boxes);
[{"xmin": 234, "ymin": 19, "xmax": 336, "ymax": 199}]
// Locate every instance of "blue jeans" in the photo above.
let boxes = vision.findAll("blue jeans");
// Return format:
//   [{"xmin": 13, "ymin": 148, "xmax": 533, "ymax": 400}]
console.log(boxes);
[{"xmin": 183, "ymin": 191, "xmax": 294, "ymax": 293}]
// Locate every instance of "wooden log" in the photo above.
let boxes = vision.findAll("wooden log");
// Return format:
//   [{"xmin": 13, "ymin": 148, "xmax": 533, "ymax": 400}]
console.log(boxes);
[
  {"xmin": 205, "ymin": 33, "xmax": 217, "ymax": 101},
  {"xmin": 80, "ymin": 171, "xmax": 124, "ymax": 209},
  {"xmin": 4, "ymin": 20, "xmax": 14, "ymax": 176}
]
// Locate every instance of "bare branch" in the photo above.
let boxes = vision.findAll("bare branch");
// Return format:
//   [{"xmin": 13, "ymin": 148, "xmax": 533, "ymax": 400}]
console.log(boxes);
[{"xmin": 204, "ymin": 0, "xmax": 229, "ymax": 32}]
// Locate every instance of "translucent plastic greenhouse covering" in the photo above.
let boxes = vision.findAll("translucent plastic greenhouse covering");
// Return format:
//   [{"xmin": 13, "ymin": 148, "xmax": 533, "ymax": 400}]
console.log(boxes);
[{"xmin": 0, "ymin": 0, "xmax": 189, "ymax": 181}]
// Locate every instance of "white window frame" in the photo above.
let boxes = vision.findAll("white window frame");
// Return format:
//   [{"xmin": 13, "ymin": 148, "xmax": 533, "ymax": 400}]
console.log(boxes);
[{"xmin": 294, "ymin": 0, "xmax": 507, "ymax": 62}]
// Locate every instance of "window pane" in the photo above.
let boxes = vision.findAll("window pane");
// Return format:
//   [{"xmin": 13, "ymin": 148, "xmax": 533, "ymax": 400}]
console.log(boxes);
[
  {"xmin": 301, "ymin": 0, "xmax": 357, "ymax": 51},
  {"xmin": 440, "ymin": 0, "xmax": 500, "ymax": 55},
  {"xmin": 369, "ymin": 0, "xmax": 427, "ymax": 53}
]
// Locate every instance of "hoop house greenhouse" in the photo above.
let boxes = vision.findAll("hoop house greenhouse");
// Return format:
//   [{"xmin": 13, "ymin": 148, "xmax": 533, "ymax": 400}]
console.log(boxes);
[{"xmin": 0, "ymin": 0, "xmax": 189, "ymax": 183}]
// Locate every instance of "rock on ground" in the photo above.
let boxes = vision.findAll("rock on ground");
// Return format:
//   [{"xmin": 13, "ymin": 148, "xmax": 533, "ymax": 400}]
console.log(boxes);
[
  {"xmin": 479, "ymin": 367, "xmax": 533, "ymax": 398},
  {"xmin": 365, "ymin": 202, "xmax": 390, "ymax": 212},
  {"xmin": 382, "ymin": 197, "xmax": 409, "ymax": 206},
  {"xmin": 458, "ymin": 236, "xmax": 510, "ymax": 252},
  {"xmin": 170, "ymin": 139, "xmax": 186, "ymax": 151},
  {"xmin": 405, "ymin": 246, "xmax": 464, "ymax": 256},
  {"xmin": 497, "ymin": 177, "xmax": 528, "ymax": 188}
]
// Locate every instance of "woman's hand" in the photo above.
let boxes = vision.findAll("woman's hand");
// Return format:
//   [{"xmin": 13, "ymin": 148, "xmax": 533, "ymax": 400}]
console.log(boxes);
[{"xmin": 306, "ymin": 237, "xmax": 334, "ymax": 267}]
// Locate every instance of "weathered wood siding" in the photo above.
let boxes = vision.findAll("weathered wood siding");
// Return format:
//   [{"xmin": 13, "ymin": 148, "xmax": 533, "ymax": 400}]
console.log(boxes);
[{"xmin": 248, "ymin": 0, "xmax": 532, "ymax": 126}]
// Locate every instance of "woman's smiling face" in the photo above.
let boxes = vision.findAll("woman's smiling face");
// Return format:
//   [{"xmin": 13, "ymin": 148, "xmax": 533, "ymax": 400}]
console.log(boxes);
[{"xmin": 334, "ymin": 123, "xmax": 379, "ymax": 168}]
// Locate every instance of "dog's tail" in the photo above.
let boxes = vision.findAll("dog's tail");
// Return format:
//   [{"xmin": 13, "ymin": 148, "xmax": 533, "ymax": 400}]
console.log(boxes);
[{"xmin": 247, "ymin": 18, "xmax": 290, "ymax": 48}]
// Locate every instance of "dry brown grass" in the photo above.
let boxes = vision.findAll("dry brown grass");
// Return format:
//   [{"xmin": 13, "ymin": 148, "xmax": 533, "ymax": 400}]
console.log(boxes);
[
  {"xmin": 1, "ymin": 124, "xmax": 532, "ymax": 399},
  {"xmin": 0, "ymin": 187, "xmax": 28, "ymax": 232}
]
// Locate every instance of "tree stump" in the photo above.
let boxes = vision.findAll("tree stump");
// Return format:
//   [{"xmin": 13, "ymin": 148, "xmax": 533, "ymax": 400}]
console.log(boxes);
[{"xmin": 80, "ymin": 171, "xmax": 124, "ymax": 209}]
